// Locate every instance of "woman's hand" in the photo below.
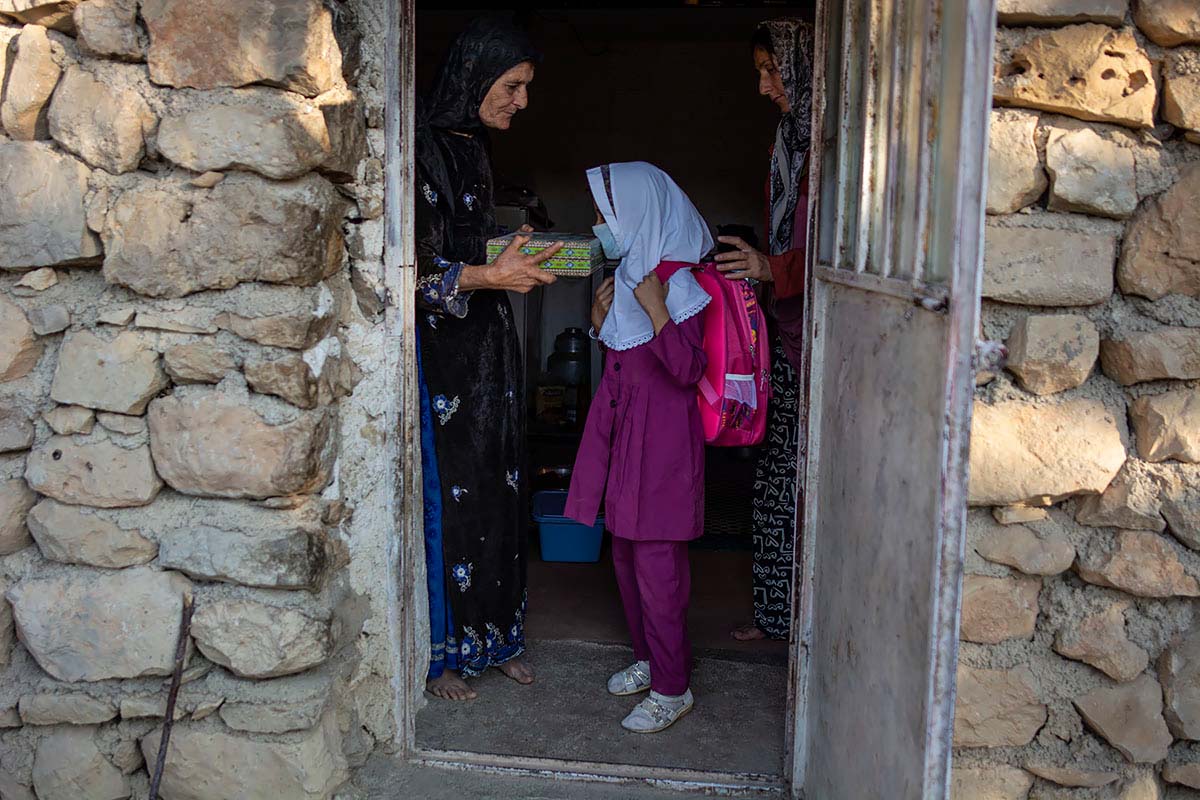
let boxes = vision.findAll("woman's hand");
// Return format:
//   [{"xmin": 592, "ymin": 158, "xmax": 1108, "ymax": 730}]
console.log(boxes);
[
  {"xmin": 714, "ymin": 235, "xmax": 773, "ymax": 282},
  {"xmin": 460, "ymin": 234, "xmax": 562, "ymax": 294},
  {"xmin": 591, "ymin": 277, "xmax": 615, "ymax": 332},
  {"xmin": 634, "ymin": 273, "xmax": 671, "ymax": 334}
]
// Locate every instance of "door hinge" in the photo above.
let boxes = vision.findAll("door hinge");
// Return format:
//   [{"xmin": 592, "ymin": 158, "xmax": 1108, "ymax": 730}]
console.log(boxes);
[{"xmin": 973, "ymin": 338, "xmax": 1008, "ymax": 374}]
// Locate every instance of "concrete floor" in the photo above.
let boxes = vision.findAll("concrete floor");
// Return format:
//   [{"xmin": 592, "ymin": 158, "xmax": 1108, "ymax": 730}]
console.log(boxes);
[{"xmin": 415, "ymin": 639, "xmax": 787, "ymax": 776}]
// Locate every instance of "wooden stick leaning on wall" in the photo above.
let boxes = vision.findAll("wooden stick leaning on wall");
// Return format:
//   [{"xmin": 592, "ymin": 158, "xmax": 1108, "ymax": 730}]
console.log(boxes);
[{"xmin": 149, "ymin": 594, "xmax": 196, "ymax": 800}]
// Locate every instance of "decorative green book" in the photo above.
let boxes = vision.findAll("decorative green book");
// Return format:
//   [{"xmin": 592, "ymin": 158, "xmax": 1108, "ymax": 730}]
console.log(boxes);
[{"xmin": 486, "ymin": 233, "xmax": 604, "ymax": 276}]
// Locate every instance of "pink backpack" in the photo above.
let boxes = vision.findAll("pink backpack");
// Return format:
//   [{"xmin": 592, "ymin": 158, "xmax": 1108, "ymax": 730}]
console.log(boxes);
[{"xmin": 655, "ymin": 262, "xmax": 771, "ymax": 447}]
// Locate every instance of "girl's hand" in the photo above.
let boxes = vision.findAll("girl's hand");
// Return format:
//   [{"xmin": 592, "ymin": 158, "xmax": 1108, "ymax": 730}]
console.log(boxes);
[
  {"xmin": 714, "ymin": 235, "xmax": 773, "ymax": 282},
  {"xmin": 460, "ymin": 234, "xmax": 562, "ymax": 294},
  {"xmin": 591, "ymin": 277, "xmax": 615, "ymax": 332},
  {"xmin": 634, "ymin": 273, "xmax": 671, "ymax": 334}
]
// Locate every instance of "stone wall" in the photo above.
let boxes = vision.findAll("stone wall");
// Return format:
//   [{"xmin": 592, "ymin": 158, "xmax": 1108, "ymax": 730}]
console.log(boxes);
[
  {"xmin": 957, "ymin": 2, "xmax": 1200, "ymax": 798},
  {"xmin": 0, "ymin": 1, "xmax": 396, "ymax": 798}
]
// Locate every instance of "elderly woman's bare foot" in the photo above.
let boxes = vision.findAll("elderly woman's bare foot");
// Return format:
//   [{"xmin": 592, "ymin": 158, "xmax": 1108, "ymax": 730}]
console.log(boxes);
[
  {"xmin": 731, "ymin": 623, "xmax": 769, "ymax": 642},
  {"xmin": 497, "ymin": 658, "xmax": 534, "ymax": 685},
  {"xmin": 426, "ymin": 671, "xmax": 477, "ymax": 700}
]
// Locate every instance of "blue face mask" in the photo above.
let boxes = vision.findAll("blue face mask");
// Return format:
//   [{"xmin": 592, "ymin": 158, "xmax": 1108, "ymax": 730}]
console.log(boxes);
[{"xmin": 592, "ymin": 223, "xmax": 621, "ymax": 260}]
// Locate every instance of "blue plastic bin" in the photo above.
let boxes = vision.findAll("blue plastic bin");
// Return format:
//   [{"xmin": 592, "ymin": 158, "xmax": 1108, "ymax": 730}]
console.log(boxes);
[{"xmin": 532, "ymin": 490, "xmax": 604, "ymax": 563}]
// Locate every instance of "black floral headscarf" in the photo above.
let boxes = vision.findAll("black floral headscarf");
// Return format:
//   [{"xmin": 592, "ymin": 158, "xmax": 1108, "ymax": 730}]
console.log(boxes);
[
  {"xmin": 417, "ymin": 16, "xmax": 541, "ymax": 214},
  {"xmin": 758, "ymin": 19, "xmax": 815, "ymax": 256}
]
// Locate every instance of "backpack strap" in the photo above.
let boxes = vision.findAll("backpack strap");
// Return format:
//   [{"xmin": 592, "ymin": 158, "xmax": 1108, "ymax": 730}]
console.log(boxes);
[{"xmin": 653, "ymin": 260, "xmax": 696, "ymax": 284}]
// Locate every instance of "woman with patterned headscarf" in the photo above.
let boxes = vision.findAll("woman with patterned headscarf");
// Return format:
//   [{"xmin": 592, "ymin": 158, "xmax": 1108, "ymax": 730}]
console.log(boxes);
[
  {"xmin": 416, "ymin": 16, "xmax": 565, "ymax": 701},
  {"xmin": 714, "ymin": 19, "xmax": 816, "ymax": 642}
]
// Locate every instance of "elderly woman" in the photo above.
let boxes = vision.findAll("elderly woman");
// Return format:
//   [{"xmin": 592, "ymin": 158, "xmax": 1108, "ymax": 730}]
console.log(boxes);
[
  {"xmin": 716, "ymin": 19, "xmax": 815, "ymax": 642},
  {"xmin": 417, "ymin": 17, "xmax": 564, "ymax": 701}
]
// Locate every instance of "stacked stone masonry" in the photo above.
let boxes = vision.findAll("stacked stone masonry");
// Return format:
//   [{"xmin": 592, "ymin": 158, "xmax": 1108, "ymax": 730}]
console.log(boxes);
[
  {"xmin": 0, "ymin": 0, "xmax": 387, "ymax": 797},
  {"xmin": 962, "ymin": 1, "xmax": 1200, "ymax": 796}
]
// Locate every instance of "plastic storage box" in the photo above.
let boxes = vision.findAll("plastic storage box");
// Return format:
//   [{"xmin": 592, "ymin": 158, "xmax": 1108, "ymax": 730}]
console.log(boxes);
[
  {"xmin": 532, "ymin": 490, "xmax": 604, "ymax": 563},
  {"xmin": 486, "ymin": 233, "xmax": 604, "ymax": 277}
]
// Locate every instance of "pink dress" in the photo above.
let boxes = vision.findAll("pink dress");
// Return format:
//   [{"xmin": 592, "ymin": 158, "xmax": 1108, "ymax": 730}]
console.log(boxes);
[{"xmin": 565, "ymin": 314, "xmax": 707, "ymax": 541}]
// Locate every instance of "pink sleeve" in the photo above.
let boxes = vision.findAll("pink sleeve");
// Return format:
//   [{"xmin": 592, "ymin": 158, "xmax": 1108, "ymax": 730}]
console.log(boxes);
[{"xmin": 647, "ymin": 314, "xmax": 707, "ymax": 388}]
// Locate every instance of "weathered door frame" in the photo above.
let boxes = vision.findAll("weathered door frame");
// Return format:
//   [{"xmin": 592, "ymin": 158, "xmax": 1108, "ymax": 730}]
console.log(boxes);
[{"xmin": 380, "ymin": 0, "xmax": 994, "ymax": 796}]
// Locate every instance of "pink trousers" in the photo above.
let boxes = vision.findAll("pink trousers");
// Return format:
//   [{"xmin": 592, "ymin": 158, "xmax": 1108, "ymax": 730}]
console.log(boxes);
[{"xmin": 611, "ymin": 537, "xmax": 692, "ymax": 696}]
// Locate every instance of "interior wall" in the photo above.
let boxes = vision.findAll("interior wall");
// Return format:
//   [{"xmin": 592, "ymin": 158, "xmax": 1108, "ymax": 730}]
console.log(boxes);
[{"xmin": 417, "ymin": 7, "xmax": 794, "ymax": 370}]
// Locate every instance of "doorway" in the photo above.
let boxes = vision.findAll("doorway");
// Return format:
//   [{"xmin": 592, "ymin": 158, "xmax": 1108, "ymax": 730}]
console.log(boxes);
[
  {"xmin": 411, "ymin": 2, "xmax": 798, "ymax": 784},
  {"xmin": 380, "ymin": 0, "xmax": 997, "ymax": 796}
]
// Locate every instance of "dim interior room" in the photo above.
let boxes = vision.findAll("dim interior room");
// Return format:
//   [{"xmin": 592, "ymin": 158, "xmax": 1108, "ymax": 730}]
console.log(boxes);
[{"xmin": 414, "ymin": 2, "xmax": 813, "ymax": 777}]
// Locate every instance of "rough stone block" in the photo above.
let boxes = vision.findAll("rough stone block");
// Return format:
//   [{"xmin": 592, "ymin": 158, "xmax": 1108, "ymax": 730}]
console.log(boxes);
[
  {"xmin": 975, "ymin": 518, "xmax": 1074, "ymax": 576},
  {"xmin": 986, "ymin": 109, "xmax": 1046, "ymax": 215},
  {"xmin": 0, "ymin": 477, "xmax": 34, "ymax": 555},
  {"xmin": 28, "ymin": 498, "xmax": 157, "ymax": 567},
  {"xmin": 1160, "ymin": 627, "xmax": 1200, "ymax": 740},
  {"xmin": 1131, "ymin": 389, "xmax": 1200, "ymax": 463},
  {"xmin": 0, "ymin": 590, "xmax": 11, "ymax": 668},
  {"xmin": 19, "ymin": 694, "xmax": 116, "ymax": 725},
  {"xmin": 95, "ymin": 411, "xmax": 145, "ymax": 435},
  {"xmin": 101, "ymin": 173, "xmax": 345, "ymax": 298},
  {"xmin": 74, "ymin": 0, "xmax": 145, "ymax": 61},
  {"xmin": 1005, "ymin": 313, "xmax": 1098, "ymax": 395},
  {"xmin": 0, "ymin": 24, "xmax": 60, "ymax": 139},
  {"xmin": 993, "ymin": 25, "xmax": 1156, "ymax": 130},
  {"xmin": 1075, "ymin": 463, "xmax": 1165, "ymax": 531},
  {"xmin": 1134, "ymin": 0, "xmax": 1200, "ymax": 47},
  {"xmin": 969, "ymin": 398, "xmax": 1126, "ymax": 506},
  {"xmin": 218, "ymin": 696, "xmax": 325, "ymax": 734},
  {"xmin": 157, "ymin": 518, "xmax": 326, "ymax": 590},
  {"xmin": 949, "ymin": 766, "xmax": 1034, "ymax": 800},
  {"xmin": 48, "ymin": 66, "xmax": 154, "ymax": 175},
  {"xmin": 983, "ymin": 219, "xmax": 1117, "ymax": 306},
  {"xmin": 953, "ymin": 664, "xmax": 1046, "ymax": 747},
  {"xmin": 1118, "ymin": 164, "xmax": 1200, "ymax": 301},
  {"xmin": 141, "ymin": 0, "xmax": 343, "ymax": 97},
  {"xmin": 0, "ymin": 295, "xmax": 41, "ymax": 381},
  {"xmin": 0, "ymin": 142, "xmax": 102, "ymax": 269},
  {"xmin": 191, "ymin": 599, "xmax": 331, "ymax": 678},
  {"xmin": 33, "ymin": 727, "xmax": 130, "ymax": 800},
  {"xmin": 1163, "ymin": 482, "xmax": 1200, "ymax": 550},
  {"xmin": 163, "ymin": 342, "xmax": 236, "ymax": 384},
  {"xmin": 1163, "ymin": 763, "xmax": 1200, "ymax": 789},
  {"xmin": 1024, "ymin": 765, "xmax": 1119, "ymax": 788},
  {"xmin": 215, "ymin": 285, "xmax": 336, "ymax": 349},
  {"xmin": 1045, "ymin": 127, "xmax": 1137, "ymax": 219},
  {"xmin": 50, "ymin": 330, "xmax": 168, "ymax": 415},
  {"xmin": 1163, "ymin": 50, "xmax": 1200, "ymax": 135},
  {"xmin": 25, "ymin": 436, "xmax": 162, "ymax": 507},
  {"xmin": 996, "ymin": 0, "xmax": 1126, "ymax": 25},
  {"xmin": 1077, "ymin": 530, "xmax": 1200, "ymax": 598},
  {"xmin": 159, "ymin": 88, "xmax": 363, "ymax": 183},
  {"xmin": 148, "ymin": 391, "xmax": 336, "ymax": 499},
  {"xmin": 245, "ymin": 337, "xmax": 350, "ymax": 409},
  {"xmin": 141, "ymin": 710, "xmax": 348, "ymax": 800},
  {"xmin": 960, "ymin": 574, "xmax": 1040, "ymax": 644},
  {"xmin": 0, "ymin": 0, "xmax": 79, "ymax": 32},
  {"xmin": 1055, "ymin": 602, "xmax": 1149, "ymax": 682},
  {"xmin": 42, "ymin": 404, "xmax": 93, "ymax": 435},
  {"xmin": 0, "ymin": 407, "xmax": 34, "ymax": 452},
  {"xmin": 1074, "ymin": 674, "xmax": 1173, "ymax": 763},
  {"xmin": 26, "ymin": 302, "xmax": 68, "ymax": 335},
  {"xmin": 7, "ymin": 566, "xmax": 192, "ymax": 682},
  {"xmin": 15, "ymin": 267, "xmax": 56, "ymax": 290},
  {"xmin": 1102, "ymin": 327, "xmax": 1200, "ymax": 386}
]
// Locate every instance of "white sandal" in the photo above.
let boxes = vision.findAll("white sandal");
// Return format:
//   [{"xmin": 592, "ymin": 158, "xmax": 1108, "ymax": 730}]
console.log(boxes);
[
  {"xmin": 607, "ymin": 660, "xmax": 651, "ymax": 696},
  {"xmin": 621, "ymin": 689, "xmax": 694, "ymax": 733}
]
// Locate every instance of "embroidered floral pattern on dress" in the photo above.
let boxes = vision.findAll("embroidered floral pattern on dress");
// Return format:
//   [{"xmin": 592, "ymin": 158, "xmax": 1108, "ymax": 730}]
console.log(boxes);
[
  {"xmin": 451, "ymin": 561, "xmax": 473, "ymax": 592},
  {"xmin": 426, "ymin": 313, "xmax": 439, "ymax": 329},
  {"xmin": 422, "ymin": 182, "xmax": 438, "ymax": 207},
  {"xmin": 506, "ymin": 469, "xmax": 519, "ymax": 492},
  {"xmin": 416, "ymin": 256, "xmax": 470, "ymax": 319},
  {"xmin": 454, "ymin": 599, "xmax": 527, "ymax": 678},
  {"xmin": 451, "ymin": 485, "xmax": 469, "ymax": 502},
  {"xmin": 432, "ymin": 394, "xmax": 460, "ymax": 425},
  {"xmin": 462, "ymin": 192, "xmax": 477, "ymax": 210}
]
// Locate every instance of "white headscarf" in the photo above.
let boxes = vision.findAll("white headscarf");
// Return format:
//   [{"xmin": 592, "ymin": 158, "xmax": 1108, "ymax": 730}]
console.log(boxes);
[{"xmin": 587, "ymin": 162, "xmax": 713, "ymax": 352}]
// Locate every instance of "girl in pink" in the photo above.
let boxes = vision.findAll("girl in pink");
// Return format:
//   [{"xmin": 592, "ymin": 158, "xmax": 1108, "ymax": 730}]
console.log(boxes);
[{"xmin": 565, "ymin": 161, "xmax": 711, "ymax": 734}]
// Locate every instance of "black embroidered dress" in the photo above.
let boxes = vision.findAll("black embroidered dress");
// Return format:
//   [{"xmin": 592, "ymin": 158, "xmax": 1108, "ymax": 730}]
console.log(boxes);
[{"xmin": 415, "ymin": 19, "xmax": 537, "ymax": 678}]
